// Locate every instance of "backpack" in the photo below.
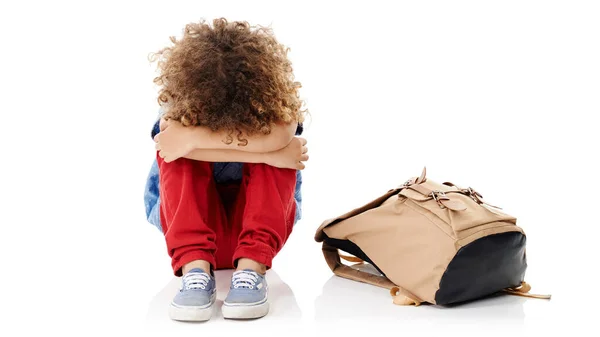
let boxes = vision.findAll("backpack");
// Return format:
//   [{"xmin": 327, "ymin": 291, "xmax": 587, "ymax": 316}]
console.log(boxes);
[{"xmin": 314, "ymin": 168, "xmax": 550, "ymax": 306}]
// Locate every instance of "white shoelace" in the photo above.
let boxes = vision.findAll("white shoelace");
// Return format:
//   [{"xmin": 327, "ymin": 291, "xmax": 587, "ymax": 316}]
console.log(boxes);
[
  {"xmin": 183, "ymin": 272, "xmax": 211, "ymax": 290},
  {"xmin": 231, "ymin": 270, "xmax": 258, "ymax": 289}
]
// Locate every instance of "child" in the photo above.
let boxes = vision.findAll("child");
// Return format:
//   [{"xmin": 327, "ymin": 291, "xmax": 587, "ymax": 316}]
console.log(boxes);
[{"xmin": 143, "ymin": 18, "xmax": 308, "ymax": 321}]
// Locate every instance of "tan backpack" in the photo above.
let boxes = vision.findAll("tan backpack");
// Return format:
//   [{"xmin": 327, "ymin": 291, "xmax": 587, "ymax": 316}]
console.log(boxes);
[{"xmin": 314, "ymin": 168, "xmax": 550, "ymax": 306}]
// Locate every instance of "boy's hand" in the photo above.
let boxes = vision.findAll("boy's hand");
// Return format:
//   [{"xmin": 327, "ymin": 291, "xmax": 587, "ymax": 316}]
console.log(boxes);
[
  {"xmin": 266, "ymin": 137, "xmax": 309, "ymax": 170},
  {"xmin": 154, "ymin": 119, "xmax": 198, "ymax": 162}
]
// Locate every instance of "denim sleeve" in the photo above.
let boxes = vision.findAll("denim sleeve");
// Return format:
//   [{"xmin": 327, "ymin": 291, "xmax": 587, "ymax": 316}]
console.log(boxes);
[
  {"xmin": 293, "ymin": 123, "xmax": 304, "ymax": 224},
  {"xmin": 144, "ymin": 158, "xmax": 162, "ymax": 232},
  {"xmin": 151, "ymin": 119, "xmax": 160, "ymax": 139},
  {"xmin": 295, "ymin": 123, "xmax": 303, "ymax": 136},
  {"xmin": 294, "ymin": 170, "xmax": 303, "ymax": 224},
  {"xmin": 143, "ymin": 111, "xmax": 164, "ymax": 232}
]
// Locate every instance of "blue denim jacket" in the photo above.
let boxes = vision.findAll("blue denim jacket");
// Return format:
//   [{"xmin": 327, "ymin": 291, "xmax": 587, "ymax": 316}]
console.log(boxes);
[{"xmin": 143, "ymin": 120, "xmax": 303, "ymax": 232}]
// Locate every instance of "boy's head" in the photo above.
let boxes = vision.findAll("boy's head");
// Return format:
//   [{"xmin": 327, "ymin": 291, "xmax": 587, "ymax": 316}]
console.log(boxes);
[{"xmin": 151, "ymin": 18, "xmax": 305, "ymax": 137}]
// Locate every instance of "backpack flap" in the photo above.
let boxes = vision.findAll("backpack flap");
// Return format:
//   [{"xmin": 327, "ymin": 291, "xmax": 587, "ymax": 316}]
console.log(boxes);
[
  {"xmin": 314, "ymin": 167, "xmax": 429, "ymax": 243},
  {"xmin": 314, "ymin": 187, "xmax": 401, "ymax": 243}
]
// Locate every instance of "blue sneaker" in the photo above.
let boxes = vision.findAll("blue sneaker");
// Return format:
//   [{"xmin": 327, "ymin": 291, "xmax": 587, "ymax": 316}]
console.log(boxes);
[
  {"xmin": 169, "ymin": 268, "xmax": 216, "ymax": 321},
  {"xmin": 222, "ymin": 269, "xmax": 269, "ymax": 319}
]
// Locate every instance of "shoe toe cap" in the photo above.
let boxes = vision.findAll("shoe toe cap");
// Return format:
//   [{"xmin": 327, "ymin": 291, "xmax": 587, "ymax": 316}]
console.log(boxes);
[
  {"xmin": 173, "ymin": 290, "xmax": 212, "ymax": 307},
  {"xmin": 225, "ymin": 289, "xmax": 266, "ymax": 304}
]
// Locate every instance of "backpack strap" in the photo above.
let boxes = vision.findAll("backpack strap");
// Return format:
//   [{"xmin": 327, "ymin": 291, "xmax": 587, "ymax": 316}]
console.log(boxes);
[
  {"xmin": 399, "ymin": 169, "xmax": 466, "ymax": 211},
  {"xmin": 401, "ymin": 184, "xmax": 467, "ymax": 211},
  {"xmin": 338, "ymin": 253, "xmax": 364, "ymax": 263},
  {"xmin": 503, "ymin": 282, "xmax": 552, "ymax": 300},
  {"xmin": 442, "ymin": 182, "xmax": 503, "ymax": 209},
  {"xmin": 322, "ymin": 242, "xmax": 423, "ymax": 306}
]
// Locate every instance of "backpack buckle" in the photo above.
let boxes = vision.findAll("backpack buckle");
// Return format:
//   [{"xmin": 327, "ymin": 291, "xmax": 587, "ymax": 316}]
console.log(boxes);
[
  {"xmin": 431, "ymin": 190, "xmax": 447, "ymax": 209},
  {"xmin": 465, "ymin": 187, "xmax": 503, "ymax": 210},
  {"xmin": 466, "ymin": 187, "xmax": 482, "ymax": 200},
  {"xmin": 431, "ymin": 190, "xmax": 468, "ymax": 211},
  {"xmin": 402, "ymin": 178, "xmax": 416, "ymax": 187}
]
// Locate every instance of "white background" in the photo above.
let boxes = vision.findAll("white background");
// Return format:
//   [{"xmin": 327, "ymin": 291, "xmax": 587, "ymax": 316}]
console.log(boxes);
[{"xmin": 1, "ymin": 0, "xmax": 599, "ymax": 336}]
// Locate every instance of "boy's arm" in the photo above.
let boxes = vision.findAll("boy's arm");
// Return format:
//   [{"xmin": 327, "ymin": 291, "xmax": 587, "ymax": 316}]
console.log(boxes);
[
  {"xmin": 158, "ymin": 137, "xmax": 308, "ymax": 170},
  {"xmin": 184, "ymin": 136, "xmax": 307, "ymax": 170},
  {"xmin": 159, "ymin": 118, "xmax": 297, "ymax": 153},
  {"xmin": 183, "ymin": 149, "xmax": 268, "ymax": 164},
  {"xmin": 199, "ymin": 121, "xmax": 298, "ymax": 153}
]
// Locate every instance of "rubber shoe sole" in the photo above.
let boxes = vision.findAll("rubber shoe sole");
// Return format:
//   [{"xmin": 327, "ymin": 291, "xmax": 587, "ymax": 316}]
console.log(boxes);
[
  {"xmin": 168, "ymin": 293, "xmax": 216, "ymax": 322},
  {"xmin": 222, "ymin": 297, "xmax": 269, "ymax": 319}
]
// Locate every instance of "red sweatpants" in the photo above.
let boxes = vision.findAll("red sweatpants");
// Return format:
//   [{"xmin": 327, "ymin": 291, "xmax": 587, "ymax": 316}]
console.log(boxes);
[{"xmin": 157, "ymin": 155, "xmax": 297, "ymax": 276}]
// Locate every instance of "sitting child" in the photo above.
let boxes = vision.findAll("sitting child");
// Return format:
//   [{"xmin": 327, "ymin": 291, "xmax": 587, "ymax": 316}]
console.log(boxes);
[{"xmin": 143, "ymin": 18, "xmax": 308, "ymax": 321}]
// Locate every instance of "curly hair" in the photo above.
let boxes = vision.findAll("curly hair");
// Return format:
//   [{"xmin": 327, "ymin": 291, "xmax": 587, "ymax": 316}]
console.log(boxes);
[{"xmin": 150, "ymin": 18, "xmax": 305, "ymax": 144}]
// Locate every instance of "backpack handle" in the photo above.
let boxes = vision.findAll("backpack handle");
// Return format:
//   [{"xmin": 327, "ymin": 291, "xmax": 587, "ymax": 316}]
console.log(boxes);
[{"xmin": 321, "ymin": 242, "xmax": 423, "ymax": 306}]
